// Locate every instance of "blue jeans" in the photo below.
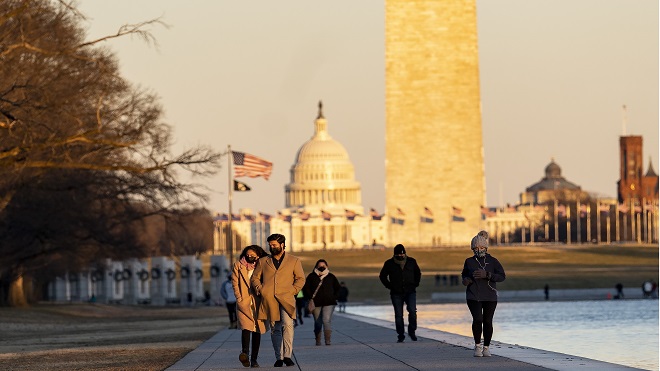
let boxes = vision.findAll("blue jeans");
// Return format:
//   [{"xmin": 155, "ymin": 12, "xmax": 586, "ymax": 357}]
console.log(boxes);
[
  {"xmin": 312, "ymin": 305, "xmax": 336, "ymax": 334},
  {"xmin": 270, "ymin": 304, "xmax": 294, "ymax": 360},
  {"xmin": 391, "ymin": 292, "xmax": 417, "ymax": 338}
]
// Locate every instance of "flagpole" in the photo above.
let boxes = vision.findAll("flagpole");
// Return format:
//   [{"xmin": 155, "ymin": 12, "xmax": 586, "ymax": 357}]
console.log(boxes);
[
  {"xmin": 554, "ymin": 199, "xmax": 558, "ymax": 243},
  {"xmin": 586, "ymin": 204, "xmax": 591, "ymax": 242},
  {"xmin": 566, "ymin": 205, "xmax": 571, "ymax": 244},
  {"xmin": 449, "ymin": 209, "xmax": 453, "ymax": 246},
  {"xmin": 630, "ymin": 198, "xmax": 635, "ymax": 242},
  {"xmin": 368, "ymin": 211, "xmax": 372, "ymax": 246},
  {"xmin": 597, "ymin": 201, "xmax": 601, "ymax": 244},
  {"xmin": 228, "ymin": 144, "xmax": 234, "ymax": 264},
  {"xmin": 576, "ymin": 199, "xmax": 581, "ymax": 244},
  {"xmin": 615, "ymin": 203, "xmax": 620, "ymax": 242},
  {"xmin": 642, "ymin": 198, "xmax": 648, "ymax": 243}
]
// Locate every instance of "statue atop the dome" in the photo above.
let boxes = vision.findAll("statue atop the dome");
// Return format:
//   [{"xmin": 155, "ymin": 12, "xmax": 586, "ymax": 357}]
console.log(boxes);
[{"xmin": 317, "ymin": 100, "xmax": 324, "ymax": 119}]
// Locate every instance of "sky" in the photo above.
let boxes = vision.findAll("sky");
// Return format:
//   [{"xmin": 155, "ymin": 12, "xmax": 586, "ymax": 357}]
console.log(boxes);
[{"xmin": 78, "ymin": 1, "xmax": 658, "ymax": 215}]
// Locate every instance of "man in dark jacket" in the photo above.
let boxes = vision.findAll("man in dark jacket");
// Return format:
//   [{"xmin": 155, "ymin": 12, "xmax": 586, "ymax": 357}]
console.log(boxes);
[{"xmin": 379, "ymin": 244, "xmax": 421, "ymax": 342}]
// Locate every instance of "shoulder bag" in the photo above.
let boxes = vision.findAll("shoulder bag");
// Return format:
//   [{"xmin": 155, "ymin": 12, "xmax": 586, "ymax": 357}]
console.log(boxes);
[{"xmin": 307, "ymin": 278, "xmax": 324, "ymax": 312}]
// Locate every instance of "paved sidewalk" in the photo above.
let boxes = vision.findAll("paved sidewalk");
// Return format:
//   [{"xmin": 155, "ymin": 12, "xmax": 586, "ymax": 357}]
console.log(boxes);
[{"xmin": 166, "ymin": 313, "xmax": 641, "ymax": 371}]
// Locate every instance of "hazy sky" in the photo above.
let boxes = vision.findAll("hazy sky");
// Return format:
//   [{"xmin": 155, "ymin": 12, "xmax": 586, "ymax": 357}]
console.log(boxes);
[{"xmin": 78, "ymin": 1, "xmax": 658, "ymax": 215}]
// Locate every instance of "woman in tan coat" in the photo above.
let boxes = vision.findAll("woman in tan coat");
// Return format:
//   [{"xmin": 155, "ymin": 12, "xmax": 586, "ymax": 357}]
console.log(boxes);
[{"xmin": 232, "ymin": 245, "xmax": 268, "ymax": 368}]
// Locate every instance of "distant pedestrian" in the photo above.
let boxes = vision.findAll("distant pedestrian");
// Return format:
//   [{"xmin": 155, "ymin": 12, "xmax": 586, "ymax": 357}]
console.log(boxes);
[
  {"xmin": 232, "ymin": 245, "xmax": 269, "ymax": 368},
  {"xmin": 337, "ymin": 282, "xmax": 349, "ymax": 313},
  {"xmin": 461, "ymin": 230, "xmax": 506, "ymax": 357},
  {"xmin": 303, "ymin": 259, "xmax": 341, "ymax": 346},
  {"xmin": 615, "ymin": 283, "xmax": 624, "ymax": 299},
  {"xmin": 294, "ymin": 290, "xmax": 306, "ymax": 326},
  {"xmin": 250, "ymin": 234, "xmax": 305, "ymax": 368},
  {"xmin": 220, "ymin": 274, "xmax": 237, "ymax": 329},
  {"xmin": 642, "ymin": 281, "xmax": 653, "ymax": 298},
  {"xmin": 379, "ymin": 244, "xmax": 421, "ymax": 343},
  {"xmin": 544, "ymin": 284, "xmax": 549, "ymax": 301}
]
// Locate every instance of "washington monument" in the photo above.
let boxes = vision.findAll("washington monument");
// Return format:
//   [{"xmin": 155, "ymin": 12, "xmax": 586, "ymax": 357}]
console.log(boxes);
[{"xmin": 385, "ymin": 0, "xmax": 486, "ymax": 246}]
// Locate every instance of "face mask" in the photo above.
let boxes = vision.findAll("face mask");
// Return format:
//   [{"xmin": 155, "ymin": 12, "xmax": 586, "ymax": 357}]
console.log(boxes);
[
  {"xmin": 246, "ymin": 256, "xmax": 257, "ymax": 263},
  {"xmin": 317, "ymin": 266, "xmax": 326, "ymax": 272},
  {"xmin": 270, "ymin": 247, "xmax": 282, "ymax": 256},
  {"xmin": 394, "ymin": 255, "xmax": 405, "ymax": 261}
]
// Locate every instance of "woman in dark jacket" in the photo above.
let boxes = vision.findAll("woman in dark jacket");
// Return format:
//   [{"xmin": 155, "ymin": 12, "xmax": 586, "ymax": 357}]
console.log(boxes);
[
  {"xmin": 461, "ymin": 230, "xmax": 505, "ymax": 358},
  {"xmin": 303, "ymin": 259, "xmax": 341, "ymax": 346}
]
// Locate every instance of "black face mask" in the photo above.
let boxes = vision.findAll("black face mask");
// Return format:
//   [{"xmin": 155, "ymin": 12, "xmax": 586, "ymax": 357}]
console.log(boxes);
[
  {"xmin": 317, "ymin": 266, "xmax": 326, "ymax": 272},
  {"xmin": 246, "ymin": 256, "xmax": 257, "ymax": 263},
  {"xmin": 270, "ymin": 247, "xmax": 282, "ymax": 256},
  {"xmin": 394, "ymin": 255, "xmax": 405, "ymax": 261}
]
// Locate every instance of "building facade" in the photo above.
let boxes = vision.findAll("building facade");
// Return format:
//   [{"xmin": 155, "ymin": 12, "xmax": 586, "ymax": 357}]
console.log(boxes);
[
  {"xmin": 214, "ymin": 104, "xmax": 388, "ymax": 253},
  {"xmin": 384, "ymin": 0, "xmax": 486, "ymax": 247}
]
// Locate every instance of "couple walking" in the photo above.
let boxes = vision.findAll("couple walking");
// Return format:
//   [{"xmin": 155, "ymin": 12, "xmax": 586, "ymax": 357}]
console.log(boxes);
[
  {"xmin": 230, "ymin": 233, "xmax": 342, "ymax": 368},
  {"xmin": 230, "ymin": 234, "xmax": 303, "ymax": 368},
  {"xmin": 380, "ymin": 231, "xmax": 506, "ymax": 358}
]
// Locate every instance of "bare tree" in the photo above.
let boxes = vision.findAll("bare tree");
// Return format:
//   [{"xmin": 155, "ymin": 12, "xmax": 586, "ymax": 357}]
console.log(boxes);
[{"xmin": 0, "ymin": 1, "xmax": 222, "ymax": 306}]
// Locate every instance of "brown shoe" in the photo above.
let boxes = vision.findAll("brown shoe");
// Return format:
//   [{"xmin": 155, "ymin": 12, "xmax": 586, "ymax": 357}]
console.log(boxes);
[
  {"xmin": 324, "ymin": 330, "xmax": 332, "ymax": 345},
  {"xmin": 315, "ymin": 332, "xmax": 322, "ymax": 346},
  {"xmin": 239, "ymin": 352, "xmax": 250, "ymax": 367}
]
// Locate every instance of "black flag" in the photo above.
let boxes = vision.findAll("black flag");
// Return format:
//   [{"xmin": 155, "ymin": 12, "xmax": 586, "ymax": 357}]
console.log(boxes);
[{"xmin": 234, "ymin": 180, "xmax": 251, "ymax": 192}]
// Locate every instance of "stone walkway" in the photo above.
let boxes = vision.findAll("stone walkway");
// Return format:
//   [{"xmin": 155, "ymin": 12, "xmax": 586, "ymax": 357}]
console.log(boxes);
[{"xmin": 166, "ymin": 313, "xmax": 641, "ymax": 371}]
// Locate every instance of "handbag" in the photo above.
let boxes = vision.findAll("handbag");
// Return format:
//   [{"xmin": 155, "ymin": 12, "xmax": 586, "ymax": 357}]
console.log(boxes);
[{"xmin": 307, "ymin": 278, "xmax": 324, "ymax": 312}]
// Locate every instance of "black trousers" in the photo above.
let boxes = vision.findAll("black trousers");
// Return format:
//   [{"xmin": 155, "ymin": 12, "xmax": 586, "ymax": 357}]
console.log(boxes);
[
  {"xmin": 466, "ymin": 299, "xmax": 497, "ymax": 346},
  {"xmin": 241, "ymin": 329, "xmax": 261, "ymax": 360},
  {"xmin": 226, "ymin": 302, "xmax": 237, "ymax": 323}
]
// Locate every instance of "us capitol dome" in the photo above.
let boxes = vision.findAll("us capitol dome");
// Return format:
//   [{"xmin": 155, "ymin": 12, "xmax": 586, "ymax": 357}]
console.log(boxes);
[{"xmin": 284, "ymin": 101, "xmax": 364, "ymax": 216}]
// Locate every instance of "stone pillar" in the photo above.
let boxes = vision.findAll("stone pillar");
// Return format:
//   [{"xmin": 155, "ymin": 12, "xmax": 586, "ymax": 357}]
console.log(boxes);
[
  {"xmin": 50, "ymin": 275, "xmax": 70, "ymax": 302},
  {"xmin": 179, "ymin": 255, "xmax": 204, "ymax": 306},
  {"xmin": 124, "ymin": 258, "xmax": 150, "ymax": 305},
  {"xmin": 106, "ymin": 260, "xmax": 125, "ymax": 303},
  {"xmin": 150, "ymin": 256, "xmax": 177, "ymax": 306},
  {"xmin": 210, "ymin": 255, "xmax": 230, "ymax": 306}
]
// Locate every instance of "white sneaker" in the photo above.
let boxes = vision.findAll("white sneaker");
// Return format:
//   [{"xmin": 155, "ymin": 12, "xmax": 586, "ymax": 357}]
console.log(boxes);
[
  {"xmin": 473, "ymin": 343, "xmax": 483, "ymax": 357},
  {"xmin": 482, "ymin": 346, "xmax": 491, "ymax": 357}
]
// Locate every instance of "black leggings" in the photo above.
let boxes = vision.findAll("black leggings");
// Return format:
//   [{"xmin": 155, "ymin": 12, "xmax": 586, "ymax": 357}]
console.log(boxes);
[
  {"xmin": 466, "ymin": 300, "xmax": 497, "ymax": 346},
  {"xmin": 241, "ymin": 329, "xmax": 261, "ymax": 360}
]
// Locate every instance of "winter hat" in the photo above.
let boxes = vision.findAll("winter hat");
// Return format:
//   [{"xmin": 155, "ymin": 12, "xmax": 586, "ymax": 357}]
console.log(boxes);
[
  {"xmin": 394, "ymin": 244, "xmax": 406, "ymax": 255},
  {"xmin": 470, "ymin": 230, "xmax": 489, "ymax": 250}
]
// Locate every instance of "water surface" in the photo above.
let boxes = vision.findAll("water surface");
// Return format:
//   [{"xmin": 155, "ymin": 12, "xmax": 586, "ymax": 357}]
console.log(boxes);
[{"xmin": 346, "ymin": 299, "xmax": 658, "ymax": 370}]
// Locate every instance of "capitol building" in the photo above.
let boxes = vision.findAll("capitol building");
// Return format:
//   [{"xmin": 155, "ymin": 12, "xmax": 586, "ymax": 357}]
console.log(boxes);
[{"xmin": 214, "ymin": 103, "xmax": 388, "ymax": 252}]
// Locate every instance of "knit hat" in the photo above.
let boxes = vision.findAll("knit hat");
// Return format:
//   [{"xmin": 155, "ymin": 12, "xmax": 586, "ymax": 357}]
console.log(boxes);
[
  {"xmin": 470, "ymin": 230, "xmax": 489, "ymax": 250},
  {"xmin": 394, "ymin": 244, "xmax": 406, "ymax": 255}
]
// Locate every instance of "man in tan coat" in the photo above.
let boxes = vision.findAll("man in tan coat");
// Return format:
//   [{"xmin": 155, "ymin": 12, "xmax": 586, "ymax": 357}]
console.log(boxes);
[{"xmin": 251, "ymin": 233, "xmax": 305, "ymax": 367}]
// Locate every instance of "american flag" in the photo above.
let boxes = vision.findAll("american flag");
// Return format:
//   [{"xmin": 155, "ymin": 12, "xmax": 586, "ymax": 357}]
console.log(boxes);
[
  {"xmin": 579, "ymin": 204, "xmax": 588, "ymax": 217},
  {"xmin": 232, "ymin": 151, "xmax": 273, "ymax": 180},
  {"xmin": 599, "ymin": 203, "xmax": 611, "ymax": 214},
  {"xmin": 345, "ymin": 209, "xmax": 357, "ymax": 221},
  {"xmin": 321, "ymin": 210, "xmax": 332, "ymax": 221},
  {"xmin": 424, "ymin": 207, "xmax": 433, "ymax": 217},
  {"xmin": 451, "ymin": 206, "xmax": 465, "ymax": 222},
  {"xmin": 396, "ymin": 207, "xmax": 405, "ymax": 216},
  {"xmin": 278, "ymin": 211, "xmax": 292, "ymax": 222},
  {"xmin": 557, "ymin": 205, "xmax": 566, "ymax": 217},
  {"xmin": 369, "ymin": 208, "xmax": 382, "ymax": 221},
  {"xmin": 214, "ymin": 213, "xmax": 229, "ymax": 222}
]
